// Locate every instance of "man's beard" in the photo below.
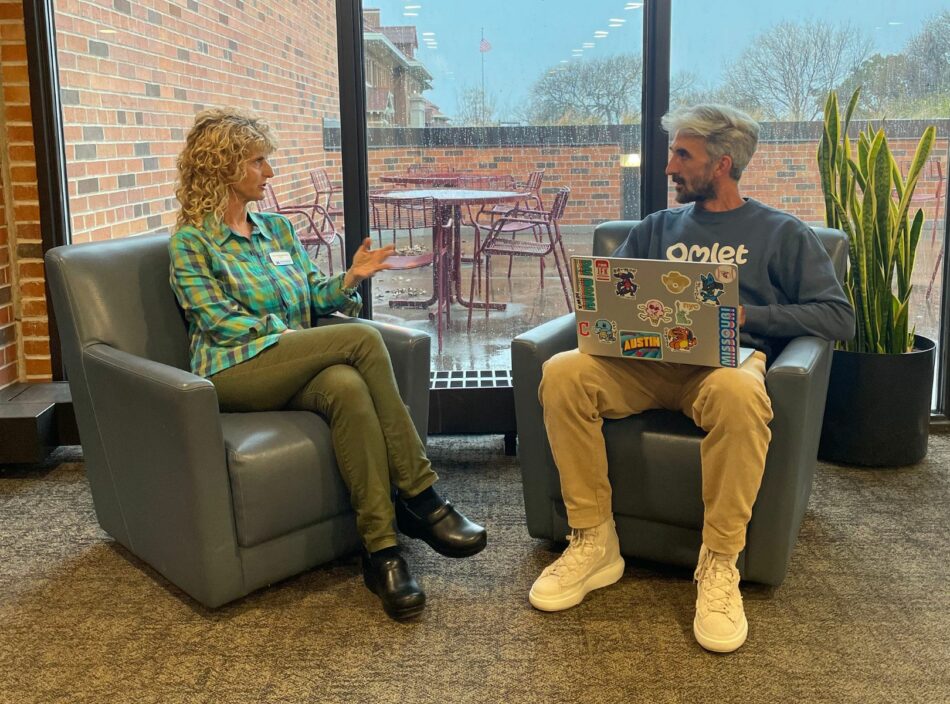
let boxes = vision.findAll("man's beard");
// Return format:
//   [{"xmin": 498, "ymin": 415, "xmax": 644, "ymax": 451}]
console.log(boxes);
[{"xmin": 672, "ymin": 175, "xmax": 717, "ymax": 204}]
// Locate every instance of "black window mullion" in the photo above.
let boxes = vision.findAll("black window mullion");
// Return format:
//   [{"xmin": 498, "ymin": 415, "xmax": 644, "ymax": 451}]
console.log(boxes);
[
  {"xmin": 334, "ymin": 0, "xmax": 372, "ymax": 318},
  {"xmin": 640, "ymin": 0, "xmax": 671, "ymax": 218},
  {"xmin": 24, "ymin": 0, "xmax": 71, "ymax": 379}
]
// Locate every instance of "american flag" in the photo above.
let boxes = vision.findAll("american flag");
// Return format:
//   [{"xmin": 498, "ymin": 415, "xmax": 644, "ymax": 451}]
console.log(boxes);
[{"xmin": 479, "ymin": 37, "xmax": 492, "ymax": 52}]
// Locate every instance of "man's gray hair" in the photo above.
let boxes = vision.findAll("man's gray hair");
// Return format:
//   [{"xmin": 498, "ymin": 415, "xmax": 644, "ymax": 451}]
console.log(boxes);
[{"xmin": 661, "ymin": 104, "xmax": 759, "ymax": 180}]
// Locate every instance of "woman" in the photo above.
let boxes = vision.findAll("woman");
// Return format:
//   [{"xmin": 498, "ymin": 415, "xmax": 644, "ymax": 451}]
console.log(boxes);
[{"xmin": 169, "ymin": 108, "xmax": 486, "ymax": 620}]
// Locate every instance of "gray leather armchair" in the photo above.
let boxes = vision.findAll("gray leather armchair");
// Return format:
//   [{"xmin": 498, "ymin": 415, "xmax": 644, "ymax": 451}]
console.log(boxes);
[
  {"xmin": 46, "ymin": 233, "xmax": 431, "ymax": 607},
  {"xmin": 512, "ymin": 221, "xmax": 847, "ymax": 585}
]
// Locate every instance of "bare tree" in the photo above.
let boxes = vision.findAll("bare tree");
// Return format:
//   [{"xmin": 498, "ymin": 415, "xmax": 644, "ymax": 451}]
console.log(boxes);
[
  {"xmin": 669, "ymin": 71, "xmax": 738, "ymax": 111},
  {"xmin": 527, "ymin": 54, "xmax": 642, "ymax": 125},
  {"xmin": 453, "ymin": 85, "xmax": 498, "ymax": 126},
  {"xmin": 835, "ymin": 10, "xmax": 950, "ymax": 119},
  {"xmin": 724, "ymin": 20, "xmax": 872, "ymax": 121}
]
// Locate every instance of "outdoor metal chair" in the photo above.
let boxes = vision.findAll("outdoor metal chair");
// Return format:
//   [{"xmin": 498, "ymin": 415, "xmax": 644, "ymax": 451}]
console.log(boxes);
[
  {"xmin": 369, "ymin": 195, "xmax": 452, "ymax": 352},
  {"xmin": 906, "ymin": 157, "xmax": 945, "ymax": 246},
  {"xmin": 260, "ymin": 183, "xmax": 344, "ymax": 274},
  {"xmin": 308, "ymin": 168, "xmax": 345, "ymax": 235},
  {"xmin": 472, "ymin": 169, "xmax": 547, "ymax": 277},
  {"xmin": 467, "ymin": 187, "xmax": 572, "ymax": 329},
  {"xmin": 909, "ymin": 158, "xmax": 947, "ymax": 300}
]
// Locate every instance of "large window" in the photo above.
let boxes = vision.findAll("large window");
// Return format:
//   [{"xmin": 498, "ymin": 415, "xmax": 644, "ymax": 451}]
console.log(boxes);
[
  {"xmin": 361, "ymin": 1, "xmax": 645, "ymax": 372},
  {"xmin": 671, "ymin": 2, "xmax": 949, "ymax": 409},
  {"xmin": 41, "ymin": 0, "xmax": 950, "ymax": 416}
]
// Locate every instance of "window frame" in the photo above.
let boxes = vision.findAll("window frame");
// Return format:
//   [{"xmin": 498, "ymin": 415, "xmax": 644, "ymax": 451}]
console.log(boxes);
[{"xmin": 25, "ymin": 0, "xmax": 950, "ymax": 422}]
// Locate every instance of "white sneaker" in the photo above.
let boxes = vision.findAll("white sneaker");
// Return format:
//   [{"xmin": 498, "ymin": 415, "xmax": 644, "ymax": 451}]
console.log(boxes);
[
  {"xmin": 528, "ymin": 518, "xmax": 625, "ymax": 612},
  {"xmin": 693, "ymin": 544, "xmax": 748, "ymax": 652}
]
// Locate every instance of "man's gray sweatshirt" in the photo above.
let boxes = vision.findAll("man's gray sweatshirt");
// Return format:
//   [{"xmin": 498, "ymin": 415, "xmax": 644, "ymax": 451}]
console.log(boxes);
[{"xmin": 613, "ymin": 198, "xmax": 855, "ymax": 362}]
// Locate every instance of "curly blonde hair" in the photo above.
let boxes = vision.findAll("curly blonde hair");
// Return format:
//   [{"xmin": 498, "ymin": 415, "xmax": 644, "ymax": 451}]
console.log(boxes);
[{"xmin": 175, "ymin": 108, "xmax": 277, "ymax": 229}]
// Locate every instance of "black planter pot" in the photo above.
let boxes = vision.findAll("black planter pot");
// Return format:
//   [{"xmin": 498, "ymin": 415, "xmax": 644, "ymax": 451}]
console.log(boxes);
[{"xmin": 818, "ymin": 335, "xmax": 936, "ymax": 467}]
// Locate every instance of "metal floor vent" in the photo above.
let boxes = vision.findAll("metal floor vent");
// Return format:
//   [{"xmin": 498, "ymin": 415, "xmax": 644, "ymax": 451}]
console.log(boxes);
[{"xmin": 430, "ymin": 369, "xmax": 512, "ymax": 390}]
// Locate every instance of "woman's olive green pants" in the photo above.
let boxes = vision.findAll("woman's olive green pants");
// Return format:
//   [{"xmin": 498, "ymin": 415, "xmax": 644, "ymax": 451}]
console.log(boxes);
[{"xmin": 211, "ymin": 324, "xmax": 437, "ymax": 552}]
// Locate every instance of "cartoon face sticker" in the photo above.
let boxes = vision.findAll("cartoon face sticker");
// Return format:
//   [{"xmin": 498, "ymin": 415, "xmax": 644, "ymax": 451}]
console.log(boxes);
[
  {"xmin": 715, "ymin": 265, "xmax": 736, "ymax": 284},
  {"xmin": 695, "ymin": 273, "xmax": 725, "ymax": 306},
  {"xmin": 665, "ymin": 326, "xmax": 698, "ymax": 351},
  {"xmin": 612, "ymin": 267, "xmax": 639, "ymax": 299},
  {"xmin": 637, "ymin": 299, "xmax": 673, "ymax": 327},
  {"xmin": 593, "ymin": 318, "xmax": 618, "ymax": 343},
  {"xmin": 661, "ymin": 271, "xmax": 691, "ymax": 295},
  {"xmin": 674, "ymin": 300, "xmax": 701, "ymax": 325}
]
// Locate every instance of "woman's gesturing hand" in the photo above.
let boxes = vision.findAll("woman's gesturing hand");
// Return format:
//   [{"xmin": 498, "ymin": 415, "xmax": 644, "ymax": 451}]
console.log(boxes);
[{"xmin": 342, "ymin": 238, "xmax": 396, "ymax": 289}]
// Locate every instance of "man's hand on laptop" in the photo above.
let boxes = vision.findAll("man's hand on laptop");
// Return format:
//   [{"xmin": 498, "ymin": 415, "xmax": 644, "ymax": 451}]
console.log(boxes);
[{"xmin": 739, "ymin": 306, "xmax": 745, "ymax": 326}]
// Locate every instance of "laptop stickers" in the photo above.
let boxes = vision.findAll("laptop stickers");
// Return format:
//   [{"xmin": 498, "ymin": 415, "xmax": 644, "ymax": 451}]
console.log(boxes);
[{"xmin": 572, "ymin": 256, "xmax": 745, "ymax": 368}]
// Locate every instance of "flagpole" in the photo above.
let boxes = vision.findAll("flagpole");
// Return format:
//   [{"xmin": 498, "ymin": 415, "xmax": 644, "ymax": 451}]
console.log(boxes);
[{"xmin": 480, "ymin": 27, "xmax": 485, "ymax": 124}]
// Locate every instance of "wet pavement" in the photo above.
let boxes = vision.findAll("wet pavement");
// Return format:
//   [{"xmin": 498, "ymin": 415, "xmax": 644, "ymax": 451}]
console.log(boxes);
[{"xmin": 337, "ymin": 226, "xmax": 594, "ymax": 371}]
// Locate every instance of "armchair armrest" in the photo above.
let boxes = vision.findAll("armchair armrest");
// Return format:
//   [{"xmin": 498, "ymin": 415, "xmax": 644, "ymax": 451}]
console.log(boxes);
[
  {"xmin": 317, "ymin": 315, "xmax": 431, "ymax": 440},
  {"xmin": 511, "ymin": 313, "xmax": 577, "ymax": 537},
  {"xmin": 82, "ymin": 343, "xmax": 243, "ymax": 606},
  {"xmin": 765, "ymin": 336, "xmax": 834, "ymax": 432},
  {"xmin": 746, "ymin": 336, "xmax": 834, "ymax": 583}
]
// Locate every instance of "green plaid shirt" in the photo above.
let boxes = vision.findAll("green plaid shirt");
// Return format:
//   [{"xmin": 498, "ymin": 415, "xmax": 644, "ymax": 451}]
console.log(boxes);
[{"xmin": 169, "ymin": 210, "xmax": 361, "ymax": 378}]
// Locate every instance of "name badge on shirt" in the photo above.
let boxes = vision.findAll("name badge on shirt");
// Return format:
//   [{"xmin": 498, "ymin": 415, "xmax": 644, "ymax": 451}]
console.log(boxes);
[{"xmin": 268, "ymin": 251, "xmax": 293, "ymax": 266}]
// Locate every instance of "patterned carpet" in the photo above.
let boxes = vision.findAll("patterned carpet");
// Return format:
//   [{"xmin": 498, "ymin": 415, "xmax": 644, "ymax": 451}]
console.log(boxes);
[{"xmin": 1, "ymin": 433, "xmax": 948, "ymax": 704}]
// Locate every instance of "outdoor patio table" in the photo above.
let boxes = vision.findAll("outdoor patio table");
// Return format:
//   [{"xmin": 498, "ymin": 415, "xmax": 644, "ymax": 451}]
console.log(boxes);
[
  {"xmin": 379, "ymin": 173, "xmax": 464, "ymax": 188},
  {"xmin": 374, "ymin": 188, "xmax": 529, "ymax": 312}
]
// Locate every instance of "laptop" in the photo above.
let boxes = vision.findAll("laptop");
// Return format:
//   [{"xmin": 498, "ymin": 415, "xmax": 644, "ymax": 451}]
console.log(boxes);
[{"xmin": 571, "ymin": 255, "xmax": 753, "ymax": 368}]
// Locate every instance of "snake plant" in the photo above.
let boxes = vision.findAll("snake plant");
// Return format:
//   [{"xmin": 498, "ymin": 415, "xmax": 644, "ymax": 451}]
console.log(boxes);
[{"xmin": 818, "ymin": 88, "xmax": 936, "ymax": 354}]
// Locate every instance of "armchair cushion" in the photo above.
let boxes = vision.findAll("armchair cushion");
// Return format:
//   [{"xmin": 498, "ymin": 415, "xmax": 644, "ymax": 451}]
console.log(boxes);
[{"xmin": 222, "ymin": 412, "xmax": 350, "ymax": 548}]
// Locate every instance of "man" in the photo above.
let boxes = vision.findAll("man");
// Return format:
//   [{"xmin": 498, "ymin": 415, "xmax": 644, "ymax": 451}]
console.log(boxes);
[{"xmin": 528, "ymin": 104, "xmax": 854, "ymax": 652}]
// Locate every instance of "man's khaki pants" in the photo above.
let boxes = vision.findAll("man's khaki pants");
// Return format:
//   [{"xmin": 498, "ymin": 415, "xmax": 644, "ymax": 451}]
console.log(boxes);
[{"xmin": 539, "ymin": 349, "xmax": 772, "ymax": 555}]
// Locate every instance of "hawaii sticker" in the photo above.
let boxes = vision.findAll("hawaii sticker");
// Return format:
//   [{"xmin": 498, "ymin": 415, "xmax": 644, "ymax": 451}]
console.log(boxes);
[
  {"xmin": 620, "ymin": 331, "xmax": 663, "ymax": 359},
  {"xmin": 573, "ymin": 258, "xmax": 594, "ymax": 278},
  {"xmin": 572, "ymin": 258, "xmax": 597, "ymax": 312}
]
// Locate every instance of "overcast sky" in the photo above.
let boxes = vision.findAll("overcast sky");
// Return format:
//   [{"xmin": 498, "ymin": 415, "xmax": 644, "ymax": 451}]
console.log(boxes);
[{"xmin": 369, "ymin": 0, "xmax": 947, "ymax": 120}]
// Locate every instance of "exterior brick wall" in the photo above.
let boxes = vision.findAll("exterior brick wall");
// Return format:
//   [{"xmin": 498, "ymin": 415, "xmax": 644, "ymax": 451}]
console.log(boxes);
[
  {"xmin": 365, "ymin": 136, "xmax": 948, "ymax": 229},
  {"xmin": 368, "ymin": 145, "xmax": 623, "ymax": 226},
  {"xmin": 0, "ymin": 0, "xmax": 43, "ymax": 386}
]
